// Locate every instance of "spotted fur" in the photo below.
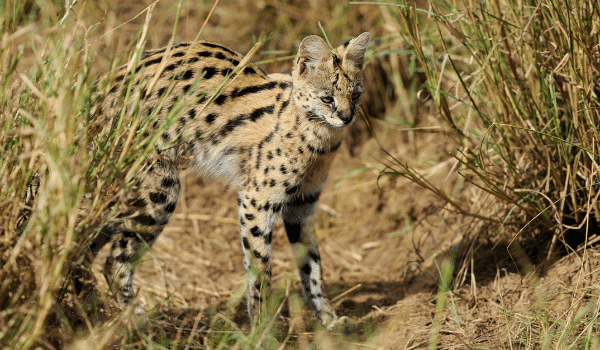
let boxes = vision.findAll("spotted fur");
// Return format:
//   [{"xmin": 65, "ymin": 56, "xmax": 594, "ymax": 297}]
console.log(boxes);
[{"xmin": 81, "ymin": 32, "xmax": 370, "ymax": 329}]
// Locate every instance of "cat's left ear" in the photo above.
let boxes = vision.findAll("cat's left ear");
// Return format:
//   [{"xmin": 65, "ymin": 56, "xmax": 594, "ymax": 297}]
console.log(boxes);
[{"xmin": 341, "ymin": 32, "xmax": 370, "ymax": 70}]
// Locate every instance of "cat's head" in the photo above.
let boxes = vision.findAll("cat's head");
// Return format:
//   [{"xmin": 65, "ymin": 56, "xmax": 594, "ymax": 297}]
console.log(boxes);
[{"xmin": 292, "ymin": 32, "xmax": 370, "ymax": 128}]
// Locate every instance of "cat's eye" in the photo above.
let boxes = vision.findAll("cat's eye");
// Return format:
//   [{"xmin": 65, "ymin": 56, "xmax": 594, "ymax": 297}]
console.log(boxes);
[
  {"xmin": 320, "ymin": 96, "xmax": 334, "ymax": 104},
  {"xmin": 351, "ymin": 92, "xmax": 361, "ymax": 101}
]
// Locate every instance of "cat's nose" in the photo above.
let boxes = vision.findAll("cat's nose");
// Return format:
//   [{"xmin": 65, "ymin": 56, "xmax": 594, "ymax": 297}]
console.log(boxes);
[{"xmin": 337, "ymin": 110, "xmax": 354, "ymax": 125}]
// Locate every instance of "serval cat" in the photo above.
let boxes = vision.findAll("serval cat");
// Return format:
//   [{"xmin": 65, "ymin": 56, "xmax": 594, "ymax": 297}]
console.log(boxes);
[{"xmin": 78, "ymin": 32, "xmax": 370, "ymax": 329}]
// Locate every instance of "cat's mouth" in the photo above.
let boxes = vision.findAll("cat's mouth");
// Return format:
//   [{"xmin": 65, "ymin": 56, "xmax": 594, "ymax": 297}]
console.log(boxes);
[
  {"xmin": 307, "ymin": 112, "xmax": 353, "ymax": 129},
  {"xmin": 325, "ymin": 116, "xmax": 354, "ymax": 129}
]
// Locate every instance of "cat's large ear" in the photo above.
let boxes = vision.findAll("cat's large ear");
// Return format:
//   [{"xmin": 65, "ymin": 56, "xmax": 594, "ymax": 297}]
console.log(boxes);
[
  {"xmin": 342, "ymin": 32, "xmax": 370, "ymax": 70},
  {"xmin": 296, "ymin": 35, "xmax": 330, "ymax": 75}
]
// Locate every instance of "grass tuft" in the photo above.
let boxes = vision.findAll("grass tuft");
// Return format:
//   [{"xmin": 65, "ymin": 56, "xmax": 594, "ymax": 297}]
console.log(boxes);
[{"xmin": 369, "ymin": 0, "xmax": 600, "ymax": 348}]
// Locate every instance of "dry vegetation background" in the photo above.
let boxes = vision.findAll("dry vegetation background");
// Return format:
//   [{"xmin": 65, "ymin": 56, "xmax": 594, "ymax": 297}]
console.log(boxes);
[{"xmin": 2, "ymin": 0, "xmax": 600, "ymax": 349}]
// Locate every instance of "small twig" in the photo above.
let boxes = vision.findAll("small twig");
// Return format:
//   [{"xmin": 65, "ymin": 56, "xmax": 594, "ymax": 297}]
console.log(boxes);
[{"xmin": 332, "ymin": 283, "xmax": 362, "ymax": 303}]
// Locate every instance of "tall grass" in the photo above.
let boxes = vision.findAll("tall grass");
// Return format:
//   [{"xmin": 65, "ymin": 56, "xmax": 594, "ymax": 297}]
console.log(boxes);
[
  {"xmin": 371, "ymin": 0, "xmax": 600, "ymax": 347},
  {"xmin": 0, "ymin": 1, "xmax": 197, "ymax": 348},
  {"xmin": 377, "ymin": 0, "xmax": 600, "ymax": 254}
]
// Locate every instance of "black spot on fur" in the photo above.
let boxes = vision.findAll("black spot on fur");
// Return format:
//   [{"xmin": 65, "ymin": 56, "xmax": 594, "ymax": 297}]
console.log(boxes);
[
  {"xmin": 156, "ymin": 159, "xmax": 168, "ymax": 168},
  {"xmin": 245, "ymin": 213, "xmax": 255, "ymax": 221},
  {"xmin": 309, "ymin": 250, "xmax": 320, "ymax": 263},
  {"xmin": 215, "ymin": 94, "xmax": 227, "ymax": 105},
  {"xmin": 242, "ymin": 237, "xmax": 250, "ymax": 249},
  {"xmin": 164, "ymin": 62, "xmax": 178, "ymax": 72},
  {"xmin": 201, "ymin": 42, "xmax": 237, "ymax": 56},
  {"xmin": 249, "ymin": 104, "xmax": 275, "ymax": 122},
  {"xmin": 263, "ymin": 126, "xmax": 277, "ymax": 143},
  {"xmin": 188, "ymin": 108, "xmax": 197, "ymax": 119},
  {"xmin": 161, "ymin": 177, "xmax": 179, "ymax": 188},
  {"xmin": 176, "ymin": 70, "xmax": 194, "ymax": 80},
  {"xmin": 219, "ymin": 105, "xmax": 275, "ymax": 137},
  {"xmin": 278, "ymin": 81, "xmax": 292, "ymax": 89},
  {"xmin": 287, "ymin": 192, "xmax": 321, "ymax": 207},
  {"xmin": 134, "ymin": 214, "xmax": 157, "ymax": 226},
  {"xmin": 149, "ymin": 192, "xmax": 167, "ymax": 204},
  {"xmin": 232, "ymin": 82, "xmax": 277, "ymax": 98},
  {"xmin": 253, "ymin": 250, "xmax": 268, "ymax": 264},
  {"xmin": 137, "ymin": 57, "xmax": 162, "ymax": 73},
  {"xmin": 255, "ymin": 149, "xmax": 262, "ymax": 170},
  {"xmin": 202, "ymin": 67, "xmax": 217, "ymax": 80},
  {"xmin": 250, "ymin": 226, "xmax": 262, "ymax": 237},
  {"xmin": 220, "ymin": 116, "xmax": 245, "ymax": 135},
  {"xmin": 164, "ymin": 202, "xmax": 177, "ymax": 213},
  {"xmin": 186, "ymin": 141, "xmax": 195, "ymax": 154},
  {"xmin": 205, "ymin": 113, "xmax": 218, "ymax": 124},
  {"xmin": 215, "ymin": 51, "xmax": 227, "ymax": 60},
  {"xmin": 332, "ymin": 53, "xmax": 341, "ymax": 67},
  {"xmin": 243, "ymin": 66, "xmax": 256, "ymax": 75},
  {"xmin": 263, "ymin": 231, "xmax": 272, "ymax": 244},
  {"xmin": 129, "ymin": 198, "xmax": 148, "ymax": 208},
  {"xmin": 220, "ymin": 68, "xmax": 233, "ymax": 77},
  {"xmin": 119, "ymin": 236, "xmax": 131, "ymax": 247},
  {"xmin": 285, "ymin": 184, "xmax": 299, "ymax": 195},
  {"xmin": 285, "ymin": 222, "xmax": 302, "ymax": 243},
  {"xmin": 141, "ymin": 49, "xmax": 165, "ymax": 59},
  {"xmin": 197, "ymin": 51, "xmax": 212, "ymax": 57},
  {"xmin": 301, "ymin": 262, "xmax": 311, "ymax": 275}
]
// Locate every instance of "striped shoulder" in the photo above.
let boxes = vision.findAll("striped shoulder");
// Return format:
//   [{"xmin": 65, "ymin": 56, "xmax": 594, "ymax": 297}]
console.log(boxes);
[{"xmin": 134, "ymin": 41, "xmax": 268, "ymax": 78}]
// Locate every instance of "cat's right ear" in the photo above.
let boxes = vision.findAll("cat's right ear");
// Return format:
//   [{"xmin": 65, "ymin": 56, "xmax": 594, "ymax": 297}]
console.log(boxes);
[
  {"xmin": 296, "ymin": 35, "xmax": 330, "ymax": 75},
  {"xmin": 342, "ymin": 32, "xmax": 370, "ymax": 71}
]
